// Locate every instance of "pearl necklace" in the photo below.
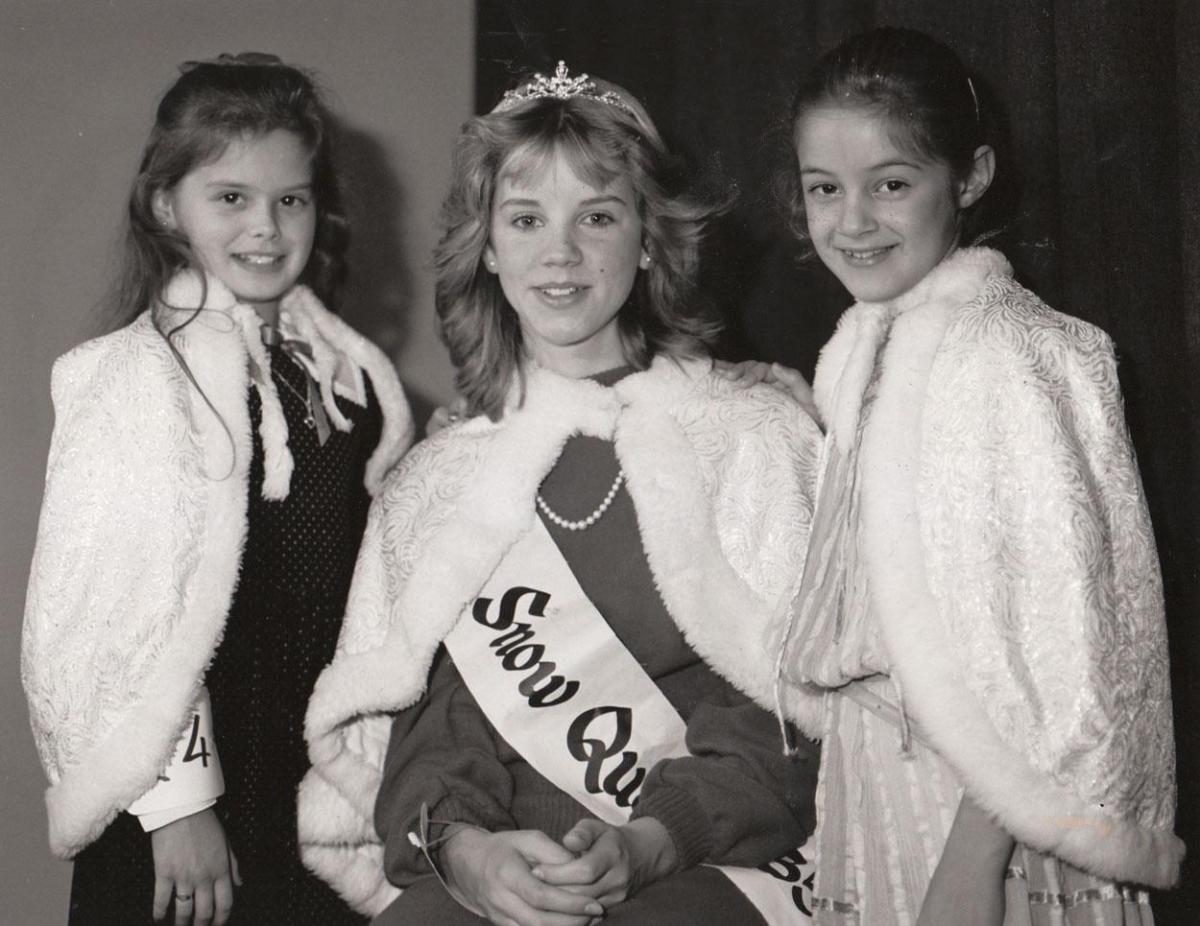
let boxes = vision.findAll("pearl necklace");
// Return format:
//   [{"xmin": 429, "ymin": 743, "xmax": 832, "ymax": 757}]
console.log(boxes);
[{"xmin": 536, "ymin": 469, "xmax": 625, "ymax": 531}]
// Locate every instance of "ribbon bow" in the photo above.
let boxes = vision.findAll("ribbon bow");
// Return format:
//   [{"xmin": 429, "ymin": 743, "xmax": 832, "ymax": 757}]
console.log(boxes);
[{"xmin": 260, "ymin": 324, "xmax": 332, "ymax": 445}]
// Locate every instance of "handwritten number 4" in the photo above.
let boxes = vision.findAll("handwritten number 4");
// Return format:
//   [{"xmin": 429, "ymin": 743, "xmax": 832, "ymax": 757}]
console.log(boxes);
[{"xmin": 182, "ymin": 713, "xmax": 211, "ymax": 767}]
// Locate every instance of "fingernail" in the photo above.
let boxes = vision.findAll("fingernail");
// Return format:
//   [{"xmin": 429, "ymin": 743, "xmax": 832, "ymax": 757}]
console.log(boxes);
[
  {"xmin": 531, "ymin": 867, "xmax": 544, "ymax": 879},
  {"xmin": 586, "ymin": 902, "xmax": 604, "ymax": 915}
]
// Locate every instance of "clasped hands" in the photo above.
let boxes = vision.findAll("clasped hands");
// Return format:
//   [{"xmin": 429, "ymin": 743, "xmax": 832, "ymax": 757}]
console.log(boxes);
[{"xmin": 441, "ymin": 817, "xmax": 678, "ymax": 926}]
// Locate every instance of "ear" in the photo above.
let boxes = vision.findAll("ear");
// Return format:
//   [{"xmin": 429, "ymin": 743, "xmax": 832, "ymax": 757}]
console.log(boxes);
[
  {"xmin": 151, "ymin": 189, "xmax": 177, "ymax": 230},
  {"xmin": 957, "ymin": 145, "xmax": 995, "ymax": 210},
  {"xmin": 638, "ymin": 248, "xmax": 652, "ymax": 270},
  {"xmin": 483, "ymin": 244, "xmax": 499, "ymax": 274}
]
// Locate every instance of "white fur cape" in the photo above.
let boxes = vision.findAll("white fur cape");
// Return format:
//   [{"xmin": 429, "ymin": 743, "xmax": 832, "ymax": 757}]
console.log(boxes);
[
  {"xmin": 298, "ymin": 357, "xmax": 824, "ymax": 915},
  {"xmin": 809, "ymin": 247, "xmax": 1182, "ymax": 887},
  {"xmin": 21, "ymin": 273, "xmax": 413, "ymax": 859}
]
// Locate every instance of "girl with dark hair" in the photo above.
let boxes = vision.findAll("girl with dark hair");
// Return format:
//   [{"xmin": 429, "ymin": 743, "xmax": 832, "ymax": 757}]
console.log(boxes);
[
  {"xmin": 758, "ymin": 27, "xmax": 1180, "ymax": 925},
  {"xmin": 22, "ymin": 53, "xmax": 413, "ymax": 925},
  {"xmin": 300, "ymin": 63, "xmax": 824, "ymax": 925}
]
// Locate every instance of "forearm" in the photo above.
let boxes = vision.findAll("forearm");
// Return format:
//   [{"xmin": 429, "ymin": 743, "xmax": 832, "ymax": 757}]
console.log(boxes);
[
  {"xmin": 375, "ymin": 651, "xmax": 515, "ymax": 886},
  {"xmin": 917, "ymin": 795, "xmax": 1014, "ymax": 926},
  {"xmin": 634, "ymin": 693, "xmax": 817, "ymax": 868}
]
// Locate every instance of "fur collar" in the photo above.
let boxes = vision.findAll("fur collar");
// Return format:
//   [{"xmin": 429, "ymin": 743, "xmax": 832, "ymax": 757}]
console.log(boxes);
[
  {"xmin": 813, "ymin": 247, "xmax": 1009, "ymax": 445},
  {"xmin": 37, "ymin": 273, "xmax": 411, "ymax": 857},
  {"xmin": 300, "ymin": 355, "xmax": 823, "ymax": 912},
  {"xmin": 163, "ymin": 271, "xmax": 413, "ymax": 499},
  {"xmin": 307, "ymin": 353, "xmax": 813, "ymax": 759},
  {"xmin": 813, "ymin": 246, "xmax": 1181, "ymax": 887}
]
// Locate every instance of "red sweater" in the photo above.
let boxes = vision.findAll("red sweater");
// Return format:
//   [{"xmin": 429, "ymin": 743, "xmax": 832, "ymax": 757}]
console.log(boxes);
[{"xmin": 374, "ymin": 372, "xmax": 817, "ymax": 886}]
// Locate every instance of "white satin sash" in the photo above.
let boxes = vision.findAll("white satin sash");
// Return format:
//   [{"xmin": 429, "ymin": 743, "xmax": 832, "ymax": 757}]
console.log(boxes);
[{"xmin": 444, "ymin": 518, "xmax": 816, "ymax": 922}]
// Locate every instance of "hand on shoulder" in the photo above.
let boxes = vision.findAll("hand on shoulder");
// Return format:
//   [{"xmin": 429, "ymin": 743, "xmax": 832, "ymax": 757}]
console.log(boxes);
[{"xmin": 713, "ymin": 359, "xmax": 819, "ymax": 422}]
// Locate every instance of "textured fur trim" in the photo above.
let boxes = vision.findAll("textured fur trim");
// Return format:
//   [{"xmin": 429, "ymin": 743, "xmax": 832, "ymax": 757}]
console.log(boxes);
[
  {"xmin": 306, "ymin": 358, "xmax": 807, "ymax": 741},
  {"xmin": 843, "ymin": 247, "xmax": 1181, "ymax": 886},
  {"xmin": 32, "ymin": 271, "xmax": 411, "ymax": 857},
  {"xmin": 42, "ymin": 301, "xmax": 252, "ymax": 856},
  {"xmin": 301, "ymin": 356, "xmax": 821, "ymax": 913}
]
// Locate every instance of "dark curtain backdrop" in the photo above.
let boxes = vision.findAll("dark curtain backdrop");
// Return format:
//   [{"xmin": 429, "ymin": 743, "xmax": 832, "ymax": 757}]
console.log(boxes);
[{"xmin": 476, "ymin": 0, "xmax": 1199, "ymax": 920}]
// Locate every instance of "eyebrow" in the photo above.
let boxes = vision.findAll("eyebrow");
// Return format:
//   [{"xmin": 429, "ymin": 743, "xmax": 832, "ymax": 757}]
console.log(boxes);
[
  {"xmin": 202, "ymin": 179, "xmax": 314, "ymax": 191},
  {"xmin": 800, "ymin": 159, "xmax": 923, "ymax": 176},
  {"xmin": 495, "ymin": 194, "xmax": 631, "ymax": 209}
]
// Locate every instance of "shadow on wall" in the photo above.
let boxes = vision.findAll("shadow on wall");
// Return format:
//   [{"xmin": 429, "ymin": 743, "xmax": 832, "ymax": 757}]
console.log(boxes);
[{"xmin": 336, "ymin": 123, "xmax": 439, "ymax": 428}]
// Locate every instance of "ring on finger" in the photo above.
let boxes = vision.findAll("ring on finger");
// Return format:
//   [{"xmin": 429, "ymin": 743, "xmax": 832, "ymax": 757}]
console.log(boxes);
[{"xmin": 175, "ymin": 892, "xmax": 194, "ymax": 903}]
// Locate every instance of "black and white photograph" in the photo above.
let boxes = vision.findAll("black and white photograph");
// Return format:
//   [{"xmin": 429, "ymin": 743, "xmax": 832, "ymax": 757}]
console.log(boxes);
[{"xmin": 2, "ymin": 2, "xmax": 1196, "ymax": 923}]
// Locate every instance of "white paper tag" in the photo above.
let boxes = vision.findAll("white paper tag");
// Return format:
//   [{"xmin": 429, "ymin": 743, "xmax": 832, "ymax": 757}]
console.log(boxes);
[{"xmin": 128, "ymin": 687, "xmax": 225, "ymax": 816}]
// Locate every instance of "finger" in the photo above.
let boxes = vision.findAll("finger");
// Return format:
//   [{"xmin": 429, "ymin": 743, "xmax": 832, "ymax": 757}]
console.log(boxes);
[
  {"xmin": 153, "ymin": 876, "xmax": 173, "ymax": 921},
  {"xmin": 512, "ymin": 830, "xmax": 579, "ymax": 865},
  {"xmin": 172, "ymin": 888, "xmax": 195, "ymax": 926},
  {"xmin": 560, "ymin": 819, "xmax": 604, "ymax": 854},
  {"xmin": 192, "ymin": 883, "xmax": 214, "ymax": 926},
  {"xmin": 533, "ymin": 854, "xmax": 608, "ymax": 887},
  {"xmin": 770, "ymin": 361, "xmax": 805, "ymax": 383},
  {"xmin": 771, "ymin": 362, "xmax": 813, "ymax": 396},
  {"xmin": 228, "ymin": 847, "xmax": 243, "ymax": 887},
  {"xmin": 521, "ymin": 876, "xmax": 607, "ymax": 917},
  {"xmin": 213, "ymin": 876, "xmax": 235, "ymax": 926}
]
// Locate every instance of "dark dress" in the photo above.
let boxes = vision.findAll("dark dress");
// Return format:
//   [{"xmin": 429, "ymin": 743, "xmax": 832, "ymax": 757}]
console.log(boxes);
[{"xmin": 68, "ymin": 348, "xmax": 377, "ymax": 925}]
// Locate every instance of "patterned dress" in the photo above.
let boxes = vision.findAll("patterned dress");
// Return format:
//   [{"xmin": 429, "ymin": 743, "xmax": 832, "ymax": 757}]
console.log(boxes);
[
  {"xmin": 782, "ymin": 248, "xmax": 1171, "ymax": 924},
  {"xmin": 68, "ymin": 347, "xmax": 376, "ymax": 925}
]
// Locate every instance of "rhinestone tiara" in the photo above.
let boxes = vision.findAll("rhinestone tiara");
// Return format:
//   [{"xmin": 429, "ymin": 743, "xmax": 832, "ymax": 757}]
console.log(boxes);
[{"xmin": 493, "ymin": 61, "xmax": 635, "ymax": 115}]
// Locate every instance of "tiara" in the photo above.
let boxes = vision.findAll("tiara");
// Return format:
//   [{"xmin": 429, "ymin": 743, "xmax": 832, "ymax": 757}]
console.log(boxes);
[{"xmin": 494, "ymin": 61, "xmax": 635, "ymax": 115}]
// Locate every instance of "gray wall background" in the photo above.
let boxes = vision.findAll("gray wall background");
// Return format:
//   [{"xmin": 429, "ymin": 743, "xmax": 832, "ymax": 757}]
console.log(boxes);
[{"xmin": 1, "ymin": 2, "xmax": 471, "ymax": 920}]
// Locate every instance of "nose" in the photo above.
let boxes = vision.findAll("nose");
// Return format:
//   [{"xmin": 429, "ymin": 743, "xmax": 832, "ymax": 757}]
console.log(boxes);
[
  {"xmin": 247, "ymin": 201, "xmax": 281, "ymax": 239},
  {"xmin": 836, "ymin": 191, "xmax": 877, "ymax": 237},
  {"xmin": 543, "ymin": 223, "xmax": 582, "ymax": 266}
]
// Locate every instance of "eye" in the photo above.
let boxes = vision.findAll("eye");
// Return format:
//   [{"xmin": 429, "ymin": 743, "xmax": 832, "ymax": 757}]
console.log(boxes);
[
  {"xmin": 280, "ymin": 194, "xmax": 310, "ymax": 208},
  {"xmin": 806, "ymin": 182, "xmax": 839, "ymax": 198},
  {"xmin": 582, "ymin": 212, "xmax": 615, "ymax": 227},
  {"xmin": 511, "ymin": 214, "xmax": 542, "ymax": 230},
  {"xmin": 876, "ymin": 179, "xmax": 910, "ymax": 196},
  {"xmin": 218, "ymin": 192, "xmax": 245, "ymax": 205}
]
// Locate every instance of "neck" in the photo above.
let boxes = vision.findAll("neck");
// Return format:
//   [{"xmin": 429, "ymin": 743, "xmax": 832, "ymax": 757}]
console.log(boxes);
[
  {"xmin": 252, "ymin": 300, "xmax": 281, "ymax": 327},
  {"xmin": 528, "ymin": 342, "xmax": 628, "ymax": 379}
]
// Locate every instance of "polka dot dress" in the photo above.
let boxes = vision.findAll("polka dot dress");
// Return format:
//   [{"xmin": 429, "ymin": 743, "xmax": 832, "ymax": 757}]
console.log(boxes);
[{"xmin": 69, "ymin": 348, "xmax": 378, "ymax": 925}]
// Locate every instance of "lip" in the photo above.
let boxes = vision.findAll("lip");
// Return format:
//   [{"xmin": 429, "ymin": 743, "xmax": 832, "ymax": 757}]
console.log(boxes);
[
  {"xmin": 532, "ymin": 283, "xmax": 590, "ymax": 302},
  {"xmin": 232, "ymin": 252, "xmax": 287, "ymax": 268},
  {"xmin": 836, "ymin": 245, "xmax": 895, "ymax": 266}
]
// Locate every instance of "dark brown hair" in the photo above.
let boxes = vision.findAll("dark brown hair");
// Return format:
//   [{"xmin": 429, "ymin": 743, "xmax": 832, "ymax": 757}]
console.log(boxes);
[
  {"xmin": 108, "ymin": 52, "xmax": 348, "ymax": 333},
  {"xmin": 784, "ymin": 27, "xmax": 1014, "ymax": 250}
]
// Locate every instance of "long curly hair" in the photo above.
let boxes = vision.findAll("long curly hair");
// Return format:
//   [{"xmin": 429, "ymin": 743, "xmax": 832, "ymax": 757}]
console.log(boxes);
[
  {"xmin": 107, "ymin": 52, "xmax": 349, "ymax": 334},
  {"xmin": 435, "ymin": 73, "xmax": 723, "ymax": 420}
]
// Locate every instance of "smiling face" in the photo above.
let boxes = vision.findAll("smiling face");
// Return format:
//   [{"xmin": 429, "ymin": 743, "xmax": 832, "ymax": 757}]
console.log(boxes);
[
  {"xmin": 485, "ymin": 146, "xmax": 649, "ymax": 377},
  {"xmin": 796, "ymin": 105, "xmax": 976, "ymax": 303},
  {"xmin": 154, "ymin": 128, "xmax": 316, "ymax": 324}
]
